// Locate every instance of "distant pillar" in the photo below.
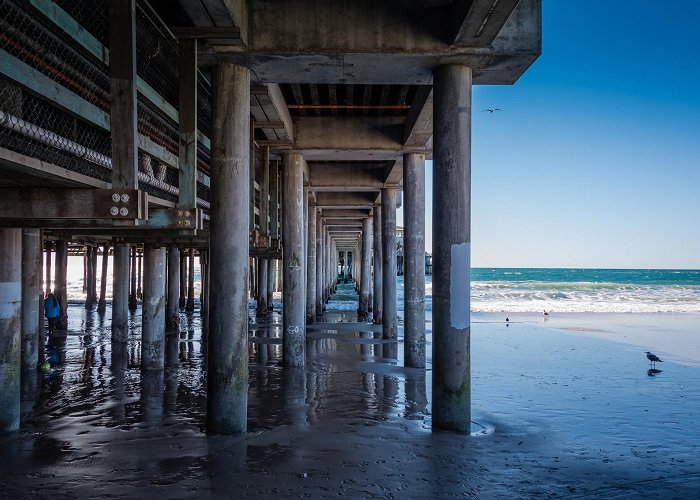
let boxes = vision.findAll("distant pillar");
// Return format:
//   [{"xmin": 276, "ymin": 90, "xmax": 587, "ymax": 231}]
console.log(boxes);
[
  {"xmin": 0, "ymin": 228, "xmax": 21, "ymax": 433},
  {"xmin": 381, "ymin": 188, "xmax": 398, "ymax": 358},
  {"xmin": 282, "ymin": 152, "xmax": 306, "ymax": 367},
  {"xmin": 315, "ymin": 215, "xmax": 323, "ymax": 316},
  {"xmin": 432, "ymin": 64, "xmax": 472, "ymax": 432},
  {"xmin": 207, "ymin": 62, "xmax": 250, "ymax": 434},
  {"xmin": 142, "ymin": 245, "xmax": 166, "ymax": 370},
  {"xmin": 266, "ymin": 258, "xmax": 274, "ymax": 311},
  {"xmin": 256, "ymin": 258, "xmax": 268, "ymax": 315},
  {"xmin": 186, "ymin": 249, "xmax": 195, "ymax": 312},
  {"xmin": 97, "ymin": 243, "xmax": 109, "ymax": 313},
  {"xmin": 85, "ymin": 246, "xmax": 95, "ymax": 309},
  {"xmin": 179, "ymin": 249, "xmax": 186, "ymax": 308},
  {"xmin": 404, "ymin": 152, "xmax": 426, "ymax": 368},
  {"xmin": 373, "ymin": 205, "xmax": 383, "ymax": 324},
  {"xmin": 54, "ymin": 239, "xmax": 68, "ymax": 330},
  {"xmin": 21, "ymin": 229, "xmax": 41, "ymax": 372},
  {"xmin": 129, "ymin": 245, "xmax": 137, "ymax": 311},
  {"xmin": 166, "ymin": 246, "xmax": 180, "ymax": 329},
  {"xmin": 136, "ymin": 249, "xmax": 142, "ymax": 300},
  {"xmin": 358, "ymin": 217, "xmax": 372, "ymax": 319},
  {"xmin": 112, "ymin": 244, "xmax": 130, "ymax": 342},
  {"xmin": 306, "ymin": 203, "xmax": 317, "ymax": 323}
]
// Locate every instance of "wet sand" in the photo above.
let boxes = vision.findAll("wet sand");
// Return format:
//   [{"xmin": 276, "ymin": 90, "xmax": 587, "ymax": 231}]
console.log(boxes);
[{"xmin": 2, "ymin": 290, "xmax": 700, "ymax": 498}]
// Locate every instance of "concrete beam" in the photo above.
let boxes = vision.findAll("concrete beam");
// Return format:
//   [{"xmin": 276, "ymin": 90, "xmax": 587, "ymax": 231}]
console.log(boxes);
[
  {"xmin": 315, "ymin": 192, "xmax": 378, "ymax": 209},
  {"xmin": 403, "ymin": 86, "xmax": 433, "ymax": 148},
  {"xmin": 450, "ymin": 0, "xmax": 522, "ymax": 47},
  {"xmin": 308, "ymin": 163, "xmax": 385, "ymax": 191}
]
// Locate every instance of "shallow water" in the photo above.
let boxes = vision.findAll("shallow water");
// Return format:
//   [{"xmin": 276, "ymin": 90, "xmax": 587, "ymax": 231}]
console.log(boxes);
[{"xmin": 3, "ymin": 287, "xmax": 700, "ymax": 497}]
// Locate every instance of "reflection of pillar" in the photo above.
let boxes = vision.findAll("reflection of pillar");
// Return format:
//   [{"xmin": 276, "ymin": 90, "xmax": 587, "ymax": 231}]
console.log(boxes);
[
  {"xmin": 166, "ymin": 246, "xmax": 180, "ymax": 329},
  {"xmin": 404, "ymin": 152, "xmax": 426, "ymax": 368},
  {"xmin": 282, "ymin": 152, "xmax": 306, "ymax": 367},
  {"xmin": 432, "ymin": 64, "xmax": 472, "ymax": 432},
  {"xmin": 186, "ymin": 249, "xmax": 195, "ymax": 312},
  {"xmin": 140, "ymin": 370, "xmax": 164, "ymax": 427},
  {"xmin": 0, "ymin": 228, "xmax": 21, "ymax": 433},
  {"xmin": 97, "ymin": 243, "xmax": 109, "ymax": 313},
  {"xmin": 207, "ymin": 63, "xmax": 250, "ymax": 434},
  {"xmin": 381, "ymin": 188, "xmax": 398, "ymax": 358},
  {"xmin": 112, "ymin": 243, "xmax": 130, "ymax": 342},
  {"xmin": 373, "ymin": 205, "xmax": 383, "ymax": 324},
  {"xmin": 306, "ymin": 204, "xmax": 317, "ymax": 323},
  {"xmin": 358, "ymin": 217, "xmax": 372, "ymax": 319},
  {"xmin": 54, "ymin": 239, "xmax": 68, "ymax": 330},
  {"xmin": 21, "ymin": 229, "xmax": 41, "ymax": 372},
  {"xmin": 142, "ymin": 246, "xmax": 166, "ymax": 370}
]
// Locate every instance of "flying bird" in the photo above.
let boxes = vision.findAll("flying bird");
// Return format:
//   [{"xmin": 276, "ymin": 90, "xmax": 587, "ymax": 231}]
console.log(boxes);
[
  {"xmin": 646, "ymin": 351, "xmax": 663, "ymax": 368},
  {"xmin": 482, "ymin": 108, "xmax": 502, "ymax": 113}
]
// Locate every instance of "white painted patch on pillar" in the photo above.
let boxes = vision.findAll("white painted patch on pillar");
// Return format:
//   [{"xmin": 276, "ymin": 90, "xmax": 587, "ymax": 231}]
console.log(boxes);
[
  {"xmin": 450, "ymin": 243, "xmax": 470, "ymax": 329},
  {"xmin": 0, "ymin": 282, "xmax": 21, "ymax": 318}
]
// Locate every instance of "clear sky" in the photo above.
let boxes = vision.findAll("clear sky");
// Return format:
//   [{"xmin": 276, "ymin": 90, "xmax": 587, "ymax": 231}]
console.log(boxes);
[{"xmin": 399, "ymin": 0, "xmax": 700, "ymax": 269}]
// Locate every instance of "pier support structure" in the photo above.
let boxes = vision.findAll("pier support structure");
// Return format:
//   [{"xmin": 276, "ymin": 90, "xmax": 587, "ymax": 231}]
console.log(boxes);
[
  {"xmin": 316, "ymin": 215, "xmax": 323, "ymax": 316},
  {"xmin": 186, "ymin": 249, "xmax": 195, "ymax": 312},
  {"xmin": 0, "ymin": 228, "xmax": 21, "ymax": 433},
  {"xmin": 166, "ymin": 246, "xmax": 180, "ymax": 329},
  {"xmin": 112, "ymin": 244, "xmax": 130, "ymax": 343},
  {"xmin": 432, "ymin": 64, "xmax": 472, "ymax": 432},
  {"xmin": 404, "ymin": 152, "xmax": 426, "ymax": 368},
  {"xmin": 282, "ymin": 152, "xmax": 306, "ymax": 367},
  {"xmin": 358, "ymin": 217, "xmax": 372, "ymax": 319},
  {"xmin": 306, "ymin": 202, "xmax": 317, "ymax": 323},
  {"xmin": 256, "ymin": 258, "xmax": 268, "ymax": 315},
  {"xmin": 21, "ymin": 229, "xmax": 41, "ymax": 372},
  {"xmin": 142, "ymin": 245, "xmax": 166, "ymax": 370},
  {"xmin": 381, "ymin": 188, "xmax": 398, "ymax": 358},
  {"xmin": 373, "ymin": 205, "xmax": 383, "ymax": 324},
  {"xmin": 207, "ymin": 63, "xmax": 250, "ymax": 434},
  {"xmin": 97, "ymin": 244, "xmax": 109, "ymax": 313}
]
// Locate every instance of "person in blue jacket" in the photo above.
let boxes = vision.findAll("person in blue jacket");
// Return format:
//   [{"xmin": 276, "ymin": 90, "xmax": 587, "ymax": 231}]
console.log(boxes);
[{"xmin": 44, "ymin": 292, "xmax": 60, "ymax": 335}]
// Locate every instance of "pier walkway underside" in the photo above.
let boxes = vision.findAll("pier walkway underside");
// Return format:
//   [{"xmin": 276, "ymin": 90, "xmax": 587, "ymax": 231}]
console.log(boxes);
[{"xmin": 0, "ymin": 0, "xmax": 541, "ymax": 435}]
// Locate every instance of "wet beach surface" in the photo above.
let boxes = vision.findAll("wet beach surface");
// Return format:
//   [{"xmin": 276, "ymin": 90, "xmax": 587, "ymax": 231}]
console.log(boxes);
[{"xmin": 2, "ymin": 287, "xmax": 700, "ymax": 498}]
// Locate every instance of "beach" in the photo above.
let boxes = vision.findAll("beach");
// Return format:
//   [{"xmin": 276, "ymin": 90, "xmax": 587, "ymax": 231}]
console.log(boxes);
[{"xmin": 2, "ymin": 293, "xmax": 699, "ymax": 498}]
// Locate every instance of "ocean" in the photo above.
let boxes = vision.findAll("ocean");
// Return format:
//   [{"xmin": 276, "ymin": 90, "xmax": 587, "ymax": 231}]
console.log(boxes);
[{"xmin": 60, "ymin": 256, "xmax": 700, "ymax": 314}]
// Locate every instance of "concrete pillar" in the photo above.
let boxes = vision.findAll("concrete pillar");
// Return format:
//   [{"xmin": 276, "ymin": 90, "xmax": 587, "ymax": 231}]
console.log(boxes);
[
  {"xmin": 186, "ymin": 249, "xmax": 195, "ymax": 312},
  {"xmin": 54, "ymin": 239, "xmax": 68, "ymax": 330},
  {"xmin": 403, "ymin": 152, "xmax": 426, "ymax": 368},
  {"xmin": 166, "ymin": 246, "xmax": 180, "ymax": 329},
  {"xmin": 136, "ymin": 249, "xmax": 142, "ymax": 300},
  {"xmin": 266, "ymin": 258, "xmax": 274, "ymax": 311},
  {"xmin": 358, "ymin": 217, "xmax": 372, "ymax": 319},
  {"xmin": 142, "ymin": 245, "xmax": 166, "ymax": 370},
  {"xmin": 256, "ymin": 258, "xmax": 268, "ymax": 315},
  {"xmin": 260, "ymin": 146, "xmax": 270, "ymax": 236},
  {"xmin": 373, "ymin": 205, "xmax": 383, "ymax": 324},
  {"xmin": 432, "ymin": 64, "xmax": 472, "ymax": 432},
  {"xmin": 201, "ymin": 250, "xmax": 209, "ymax": 323},
  {"xmin": 381, "ymin": 187, "xmax": 398, "ymax": 358},
  {"xmin": 21, "ymin": 229, "xmax": 41, "ymax": 372},
  {"xmin": 97, "ymin": 243, "xmax": 109, "ymax": 313},
  {"xmin": 282, "ymin": 152, "xmax": 305, "ymax": 367},
  {"xmin": 0, "ymin": 228, "xmax": 21, "ymax": 433},
  {"xmin": 85, "ymin": 246, "xmax": 95, "ymax": 309},
  {"xmin": 129, "ymin": 245, "xmax": 137, "ymax": 311},
  {"xmin": 179, "ymin": 249, "xmax": 186, "ymax": 308},
  {"xmin": 315, "ymin": 214, "xmax": 323, "ymax": 316},
  {"xmin": 112, "ymin": 243, "xmax": 130, "ymax": 342},
  {"xmin": 207, "ymin": 63, "xmax": 250, "ymax": 434},
  {"xmin": 306, "ymin": 203, "xmax": 317, "ymax": 323}
]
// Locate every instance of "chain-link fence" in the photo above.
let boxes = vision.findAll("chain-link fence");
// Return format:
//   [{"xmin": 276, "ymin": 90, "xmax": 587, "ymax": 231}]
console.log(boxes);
[{"xmin": 0, "ymin": 0, "xmax": 212, "ymax": 210}]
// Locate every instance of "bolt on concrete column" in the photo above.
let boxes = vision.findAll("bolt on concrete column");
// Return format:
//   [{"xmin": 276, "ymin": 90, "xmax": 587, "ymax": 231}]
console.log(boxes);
[
  {"xmin": 142, "ymin": 245, "xmax": 166, "ymax": 370},
  {"xmin": 282, "ymin": 152, "xmax": 306, "ymax": 367},
  {"xmin": 97, "ymin": 243, "xmax": 109, "ymax": 313},
  {"xmin": 166, "ymin": 246, "xmax": 180, "ymax": 329},
  {"xmin": 0, "ymin": 228, "xmax": 21, "ymax": 433},
  {"xmin": 54, "ymin": 239, "xmax": 68, "ymax": 329},
  {"xmin": 207, "ymin": 62, "xmax": 250, "ymax": 434},
  {"xmin": 432, "ymin": 64, "xmax": 472, "ymax": 432},
  {"xmin": 21, "ymin": 229, "xmax": 41, "ymax": 372},
  {"xmin": 404, "ymin": 152, "xmax": 427, "ymax": 368},
  {"xmin": 306, "ymin": 204, "xmax": 317, "ymax": 323},
  {"xmin": 358, "ymin": 217, "xmax": 373, "ymax": 319},
  {"xmin": 382, "ymin": 187, "xmax": 398, "ymax": 358},
  {"xmin": 266, "ymin": 259, "xmax": 275, "ymax": 311},
  {"xmin": 186, "ymin": 249, "xmax": 195, "ymax": 312},
  {"xmin": 112, "ymin": 243, "xmax": 130, "ymax": 343},
  {"xmin": 316, "ymin": 215, "xmax": 323, "ymax": 316},
  {"xmin": 256, "ymin": 258, "xmax": 268, "ymax": 315},
  {"xmin": 373, "ymin": 205, "xmax": 383, "ymax": 324}
]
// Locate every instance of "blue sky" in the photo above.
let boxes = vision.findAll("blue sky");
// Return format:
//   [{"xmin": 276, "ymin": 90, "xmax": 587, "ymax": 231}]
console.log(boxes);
[{"xmin": 399, "ymin": 0, "xmax": 700, "ymax": 269}]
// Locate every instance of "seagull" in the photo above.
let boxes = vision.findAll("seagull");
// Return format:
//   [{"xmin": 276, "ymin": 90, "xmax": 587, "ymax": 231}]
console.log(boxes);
[
  {"xmin": 646, "ymin": 351, "xmax": 663, "ymax": 368},
  {"xmin": 482, "ymin": 108, "xmax": 502, "ymax": 113},
  {"xmin": 543, "ymin": 310, "xmax": 549, "ymax": 316}
]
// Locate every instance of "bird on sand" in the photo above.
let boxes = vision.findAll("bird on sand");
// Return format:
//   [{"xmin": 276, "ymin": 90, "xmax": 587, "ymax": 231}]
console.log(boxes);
[
  {"xmin": 646, "ymin": 351, "xmax": 663, "ymax": 368},
  {"xmin": 543, "ymin": 310, "xmax": 549, "ymax": 316},
  {"xmin": 482, "ymin": 108, "xmax": 502, "ymax": 113}
]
